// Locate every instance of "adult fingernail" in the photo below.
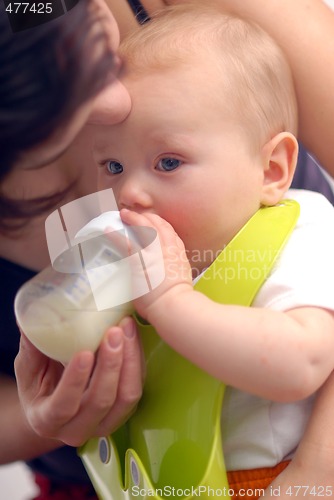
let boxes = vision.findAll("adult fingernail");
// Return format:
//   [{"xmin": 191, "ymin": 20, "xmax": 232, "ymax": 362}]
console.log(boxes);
[
  {"xmin": 78, "ymin": 352, "xmax": 93, "ymax": 370},
  {"xmin": 108, "ymin": 329, "xmax": 122, "ymax": 349},
  {"xmin": 123, "ymin": 319, "xmax": 136, "ymax": 339}
]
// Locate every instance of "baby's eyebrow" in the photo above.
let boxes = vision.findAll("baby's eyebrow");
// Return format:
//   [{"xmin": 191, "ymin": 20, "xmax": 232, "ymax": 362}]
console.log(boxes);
[{"xmin": 93, "ymin": 139, "xmax": 116, "ymax": 158}]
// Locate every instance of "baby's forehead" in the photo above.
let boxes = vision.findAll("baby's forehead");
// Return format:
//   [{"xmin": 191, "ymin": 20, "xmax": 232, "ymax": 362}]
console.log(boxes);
[{"xmin": 122, "ymin": 47, "xmax": 224, "ymax": 88}]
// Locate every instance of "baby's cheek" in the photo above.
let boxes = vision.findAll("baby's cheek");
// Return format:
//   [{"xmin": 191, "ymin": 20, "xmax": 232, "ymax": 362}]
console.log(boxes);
[{"xmin": 97, "ymin": 171, "xmax": 113, "ymax": 194}]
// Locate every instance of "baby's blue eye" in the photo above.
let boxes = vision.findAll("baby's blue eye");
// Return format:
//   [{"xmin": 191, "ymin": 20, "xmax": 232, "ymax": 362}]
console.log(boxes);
[
  {"xmin": 106, "ymin": 160, "xmax": 123, "ymax": 174},
  {"xmin": 156, "ymin": 157, "xmax": 182, "ymax": 172}
]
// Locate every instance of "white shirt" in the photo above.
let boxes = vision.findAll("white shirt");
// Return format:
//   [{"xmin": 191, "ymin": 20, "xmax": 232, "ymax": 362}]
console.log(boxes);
[{"xmin": 221, "ymin": 189, "xmax": 334, "ymax": 470}]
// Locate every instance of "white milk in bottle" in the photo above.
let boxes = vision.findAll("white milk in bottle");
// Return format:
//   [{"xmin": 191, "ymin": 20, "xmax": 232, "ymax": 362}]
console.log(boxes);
[{"xmin": 14, "ymin": 211, "xmax": 134, "ymax": 364}]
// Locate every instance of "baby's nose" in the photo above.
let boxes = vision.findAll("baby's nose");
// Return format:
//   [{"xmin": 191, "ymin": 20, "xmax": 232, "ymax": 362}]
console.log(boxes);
[{"xmin": 118, "ymin": 178, "xmax": 152, "ymax": 211}]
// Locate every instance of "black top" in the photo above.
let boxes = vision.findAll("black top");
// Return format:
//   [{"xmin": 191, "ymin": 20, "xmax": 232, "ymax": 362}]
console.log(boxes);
[
  {"xmin": 126, "ymin": 0, "xmax": 150, "ymax": 23},
  {"xmin": 0, "ymin": 258, "xmax": 93, "ymax": 484},
  {"xmin": 0, "ymin": 258, "xmax": 35, "ymax": 377},
  {"xmin": 291, "ymin": 144, "xmax": 334, "ymax": 203}
]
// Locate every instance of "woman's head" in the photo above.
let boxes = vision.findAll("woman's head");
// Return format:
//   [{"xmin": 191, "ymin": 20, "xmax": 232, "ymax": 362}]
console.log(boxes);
[
  {"xmin": 0, "ymin": 0, "xmax": 129, "ymax": 179},
  {"xmin": 120, "ymin": 3, "xmax": 298, "ymax": 151},
  {"xmin": 0, "ymin": 0, "xmax": 131, "ymax": 233}
]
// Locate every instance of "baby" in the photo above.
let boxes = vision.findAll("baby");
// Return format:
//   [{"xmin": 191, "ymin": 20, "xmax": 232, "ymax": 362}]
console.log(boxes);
[{"xmin": 92, "ymin": 4, "xmax": 334, "ymax": 494}]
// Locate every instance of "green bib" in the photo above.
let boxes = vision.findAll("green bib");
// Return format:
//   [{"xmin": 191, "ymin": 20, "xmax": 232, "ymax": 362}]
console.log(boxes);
[{"xmin": 79, "ymin": 200, "xmax": 300, "ymax": 500}]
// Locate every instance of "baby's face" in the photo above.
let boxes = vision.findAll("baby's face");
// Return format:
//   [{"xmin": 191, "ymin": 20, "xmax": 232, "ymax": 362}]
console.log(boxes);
[{"xmin": 94, "ymin": 60, "xmax": 266, "ymax": 274}]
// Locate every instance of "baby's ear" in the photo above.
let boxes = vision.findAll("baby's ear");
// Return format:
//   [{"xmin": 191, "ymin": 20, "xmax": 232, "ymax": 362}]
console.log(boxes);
[{"xmin": 260, "ymin": 132, "xmax": 298, "ymax": 206}]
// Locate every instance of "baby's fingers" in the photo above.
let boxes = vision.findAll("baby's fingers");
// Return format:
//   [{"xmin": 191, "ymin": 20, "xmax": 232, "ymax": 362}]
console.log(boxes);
[{"xmin": 120, "ymin": 209, "xmax": 183, "ymax": 251}]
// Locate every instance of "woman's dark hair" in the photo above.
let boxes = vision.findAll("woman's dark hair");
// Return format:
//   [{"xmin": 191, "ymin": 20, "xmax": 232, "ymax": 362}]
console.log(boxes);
[{"xmin": 0, "ymin": 0, "xmax": 116, "ymax": 232}]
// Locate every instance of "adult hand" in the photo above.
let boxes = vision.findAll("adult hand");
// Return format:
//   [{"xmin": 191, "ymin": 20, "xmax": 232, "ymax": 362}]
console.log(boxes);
[
  {"xmin": 14, "ymin": 316, "xmax": 144, "ymax": 447},
  {"xmin": 264, "ymin": 370, "xmax": 334, "ymax": 497}
]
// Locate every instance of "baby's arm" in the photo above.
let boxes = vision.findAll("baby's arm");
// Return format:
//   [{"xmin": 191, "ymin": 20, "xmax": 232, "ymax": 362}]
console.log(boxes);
[{"xmin": 122, "ymin": 209, "xmax": 334, "ymax": 403}]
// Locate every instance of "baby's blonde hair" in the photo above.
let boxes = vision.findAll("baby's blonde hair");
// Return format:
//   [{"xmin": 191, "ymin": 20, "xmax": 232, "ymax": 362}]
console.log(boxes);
[{"xmin": 120, "ymin": 3, "xmax": 298, "ymax": 150}]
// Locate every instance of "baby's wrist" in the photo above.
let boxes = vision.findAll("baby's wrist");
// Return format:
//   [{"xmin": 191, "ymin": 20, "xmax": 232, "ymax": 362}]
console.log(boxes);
[{"xmin": 146, "ymin": 282, "xmax": 193, "ymax": 329}]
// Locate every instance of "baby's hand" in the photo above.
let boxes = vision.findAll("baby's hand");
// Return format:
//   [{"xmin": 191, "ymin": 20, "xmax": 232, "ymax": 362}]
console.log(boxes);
[{"xmin": 120, "ymin": 209, "xmax": 193, "ymax": 321}]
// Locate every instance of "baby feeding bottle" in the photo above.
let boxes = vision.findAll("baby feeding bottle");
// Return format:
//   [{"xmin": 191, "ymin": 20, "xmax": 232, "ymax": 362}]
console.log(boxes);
[
  {"xmin": 14, "ymin": 190, "xmax": 165, "ymax": 364},
  {"xmin": 14, "ymin": 211, "xmax": 135, "ymax": 364}
]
